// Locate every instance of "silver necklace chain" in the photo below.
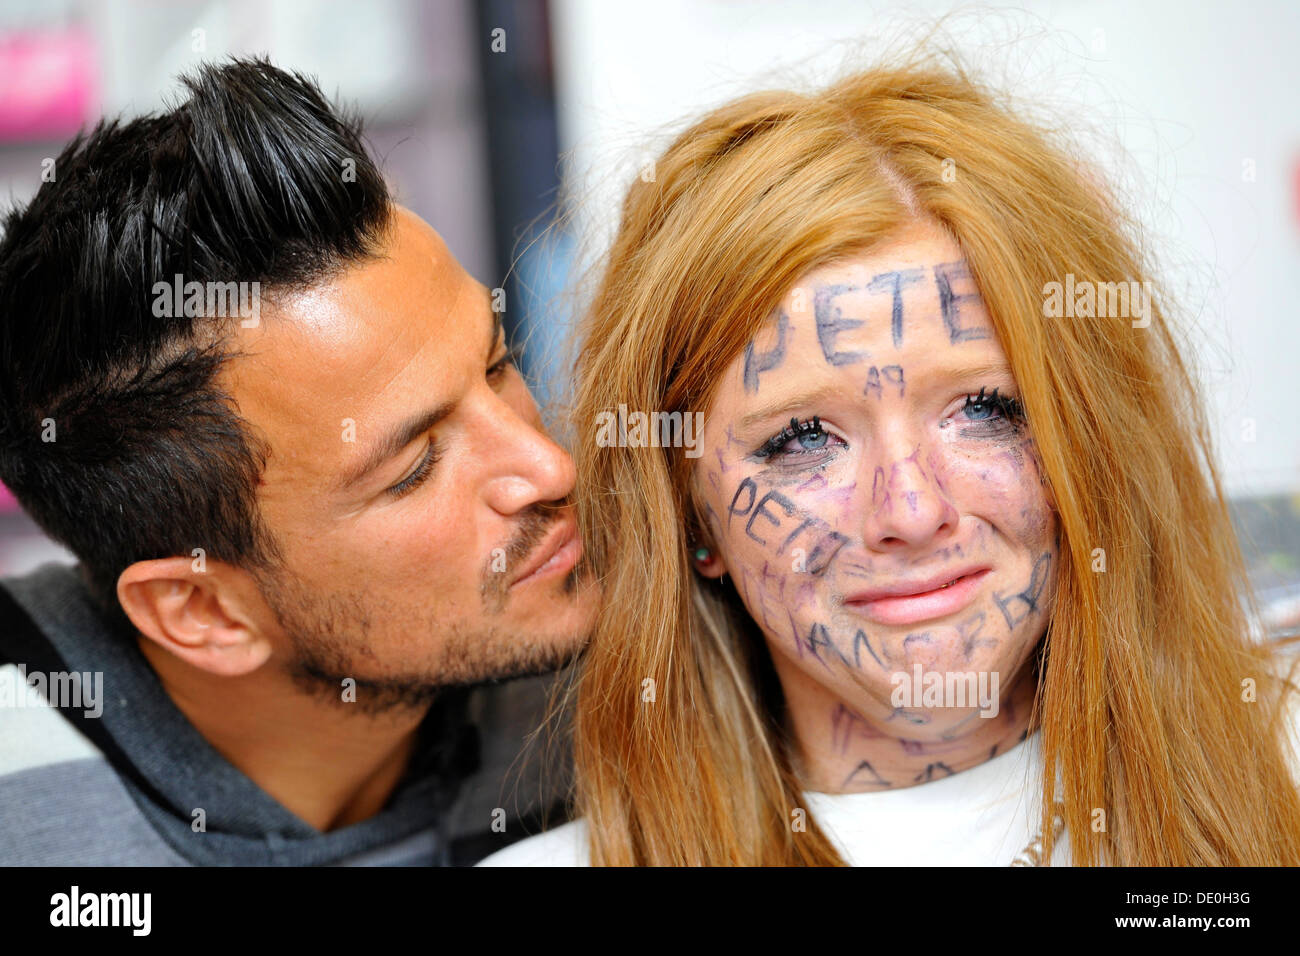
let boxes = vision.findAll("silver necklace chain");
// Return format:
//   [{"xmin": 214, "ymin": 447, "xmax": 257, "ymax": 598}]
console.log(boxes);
[{"xmin": 1010, "ymin": 802, "xmax": 1066, "ymax": 866}]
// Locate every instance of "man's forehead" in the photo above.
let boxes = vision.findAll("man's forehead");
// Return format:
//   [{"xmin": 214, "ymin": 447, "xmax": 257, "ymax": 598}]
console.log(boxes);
[{"xmin": 218, "ymin": 208, "xmax": 489, "ymax": 474}]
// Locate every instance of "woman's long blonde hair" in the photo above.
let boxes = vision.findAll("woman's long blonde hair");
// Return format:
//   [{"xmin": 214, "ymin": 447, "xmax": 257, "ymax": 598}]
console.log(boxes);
[{"xmin": 566, "ymin": 57, "xmax": 1300, "ymax": 865}]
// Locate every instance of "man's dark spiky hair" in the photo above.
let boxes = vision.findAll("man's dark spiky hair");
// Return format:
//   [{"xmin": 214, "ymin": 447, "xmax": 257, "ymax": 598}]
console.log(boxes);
[{"xmin": 0, "ymin": 56, "xmax": 393, "ymax": 623}]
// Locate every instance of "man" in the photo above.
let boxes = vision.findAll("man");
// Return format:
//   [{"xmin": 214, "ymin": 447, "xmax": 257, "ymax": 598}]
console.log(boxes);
[{"xmin": 0, "ymin": 57, "xmax": 595, "ymax": 865}]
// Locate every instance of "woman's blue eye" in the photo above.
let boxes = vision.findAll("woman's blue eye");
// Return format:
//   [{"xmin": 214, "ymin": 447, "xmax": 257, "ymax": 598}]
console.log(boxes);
[
  {"xmin": 962, "ymin": 386, "xmax": 1022, "ymax": 423},
  {"xmin": 755, "ymin": 416, "xmax": 834, "ymax": 460},
  {"xmin": 796, "ymin": 428, "xmax": 828, "ymax": 450}
]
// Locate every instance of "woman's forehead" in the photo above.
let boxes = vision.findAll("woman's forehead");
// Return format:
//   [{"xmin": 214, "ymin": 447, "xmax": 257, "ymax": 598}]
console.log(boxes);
[{"xmin": 725, "ymin": 254, "xmax": 1008, "ymax": 405}]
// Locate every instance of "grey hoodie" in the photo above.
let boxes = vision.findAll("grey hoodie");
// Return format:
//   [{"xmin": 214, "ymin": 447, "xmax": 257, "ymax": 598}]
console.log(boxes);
[{"xmin": 0, "ymin": 561, "xmax": 479, "ymax": 866}]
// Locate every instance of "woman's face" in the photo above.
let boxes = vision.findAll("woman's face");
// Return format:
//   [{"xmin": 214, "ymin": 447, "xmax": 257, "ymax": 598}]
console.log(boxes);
[{"xmin": 693, "ymin": 219, "xmax": 1059, "ymax": 735}]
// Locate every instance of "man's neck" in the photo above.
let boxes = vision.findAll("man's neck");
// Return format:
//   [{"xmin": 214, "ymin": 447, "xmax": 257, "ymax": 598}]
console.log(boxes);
[
  {"xmin": 138, "ymin": 638, "xmax": 428, "ymax": 832},
  {"xmin": 779, "ymin": 657, "xmax": 1038, "ymax": 794}
]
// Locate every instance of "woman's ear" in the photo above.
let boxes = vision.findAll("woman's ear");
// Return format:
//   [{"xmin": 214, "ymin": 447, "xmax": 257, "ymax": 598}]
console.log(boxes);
[
  {"xmin": 690, "ymin": 542, "xmax": 727, "ymax": 579},
  {"xmin": 686, "ymin": 478, "xmax": 728, "ymax": 578}
]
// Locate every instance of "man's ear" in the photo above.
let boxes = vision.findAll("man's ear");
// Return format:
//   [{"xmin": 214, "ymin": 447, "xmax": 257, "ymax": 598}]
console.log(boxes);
[{"xmin": 117, "ymin": 557, "xmax": 272, "ymax": 677}]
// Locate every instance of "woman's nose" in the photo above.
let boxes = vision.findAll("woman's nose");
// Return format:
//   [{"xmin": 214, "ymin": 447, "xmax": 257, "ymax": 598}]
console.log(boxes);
[{"xmin": 860, "ymin": 440, "xmax": 960, "ymax": 554}]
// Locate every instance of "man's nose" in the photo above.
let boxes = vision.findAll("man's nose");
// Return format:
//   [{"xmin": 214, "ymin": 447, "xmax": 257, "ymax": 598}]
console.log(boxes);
[{"xmin": 477, "ymin": 386, "xmax": 577, "ymax": 515}]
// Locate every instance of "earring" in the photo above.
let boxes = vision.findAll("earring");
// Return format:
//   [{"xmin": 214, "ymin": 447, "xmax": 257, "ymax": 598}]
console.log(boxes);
[{"xmin": 693, "ymin": 546, "xmax": 710, "ymax": 562}]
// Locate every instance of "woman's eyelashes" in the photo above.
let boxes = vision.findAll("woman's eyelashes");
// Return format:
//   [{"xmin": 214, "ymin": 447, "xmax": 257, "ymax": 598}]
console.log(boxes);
[
  {"xmin": 753, "ymin": 415, "xmax": 840, "ymax": 462},
  {"xmin": 953, "ymin": 385, "xmax": 1025, "ymax": 436},
  {"xmin": 746, "ymin": 386, "xmax": 1025, "ymax": 463}
]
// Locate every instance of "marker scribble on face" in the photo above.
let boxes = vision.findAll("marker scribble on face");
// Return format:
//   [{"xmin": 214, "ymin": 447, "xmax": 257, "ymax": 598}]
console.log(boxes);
[
  {"xmin": 913, "ymin": 762, "xmax": 955, "ymax": 783},
  {"xmin": 843, "ymin": 758, "xmax": 891, "ymax": 789},
  {"xmin": 853, "ymin": 628, "xmax": 885, "ymax": 670},
  {"xmin": 902, "ymin": 631, "xmax": 933, "ymax": 651},
  {"xmin": 796, "ymin": 472, "xmax": 828, "ymax": 493},
  {"xmin": 955, "ymin": 609, "xmax": 991, "ymax": 662},
  {"xmin": 924, "ymin": 449, "xmax": 952, "ymax": 497},
  {"xmin": 727, "ymin": 476, "xmax": 757, "ymax": 529},
  {"xmin": 693, "ymin": 230, "xmax": 1060, "ymax": 795},
  {"xmin": 991, "ymin": 550, "xmax": 1053, "ymax": 631},
  {"xmin": 889, "ymin": 444, "xmax": 927, "ymax": 489},
  {"xmin": 814, "ymin": 284, "xmax": 867, "ymax": 366},
  {"xmin": 742, "ymin": 310, "xmax": 790, "ymax": 393},
  {"xmin": 865, "ymin": 268, "xmax": 925, "ymax": 347},
  {"xmin": 933, "ymin": 260, "xmax": 991, "ymax": 344},
  {"xmin": 803, "ymin": 621, "xmax": 853, "ymax": 670},
  {"xmin": 746, "ymin": 489, "xmax": 796, "ymax": 548},
  {"xmin": 887, "ymin": 707, "xmax": 930, "ymax": 725},
  {"xmin": 863, "ymin": 364, "xmax": 905, "ymax": 400},
  {"xmin": 871, "ymin": 466, "xmax": 891, "ymax": 515},
  {"xmin": 822, "ymin": 481, "xmax": 857, "ymax": 518},
  {"xmin": 831, "ymin": 702, "xmax": 888, "ymax": 755}
]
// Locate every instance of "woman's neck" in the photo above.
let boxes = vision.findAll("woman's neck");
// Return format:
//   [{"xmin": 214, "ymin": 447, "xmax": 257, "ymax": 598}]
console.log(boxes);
[{"xmin": 774, "ymin": 654, "xmax": 1039, "ymax": 794}]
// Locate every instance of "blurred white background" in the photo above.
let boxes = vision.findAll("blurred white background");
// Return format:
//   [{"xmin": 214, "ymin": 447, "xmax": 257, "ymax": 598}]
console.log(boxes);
[
  {"xmin": 0, "ymin": 0, "xmax": 1298, "ymax": 626},
  {"xmin": 551, "ymin": 0, "xmax": 1300, "ymax": 500}
]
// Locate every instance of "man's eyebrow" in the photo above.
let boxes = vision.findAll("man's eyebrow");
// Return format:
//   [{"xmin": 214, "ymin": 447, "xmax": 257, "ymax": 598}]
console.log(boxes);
[
  {"xmin": 338, "ymin": 401, "xmax": 455, "ymax": 491},
  {"xmin": 337, "ymin": 301, "xmax": 500, "ymax": 493}
]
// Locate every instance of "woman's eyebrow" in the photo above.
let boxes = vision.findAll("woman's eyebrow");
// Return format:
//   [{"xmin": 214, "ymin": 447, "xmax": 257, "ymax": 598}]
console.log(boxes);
[
  {"xmin": 736, "ymin": 360, "xmax": 1015, "ymax": 432},
  {"xmin": 924, "ymin": 360, "xmax": 1014, "ymax": 382},
  {"xmin": 739, "ymin": 384, "xmax": 845, "ymax": 431}
]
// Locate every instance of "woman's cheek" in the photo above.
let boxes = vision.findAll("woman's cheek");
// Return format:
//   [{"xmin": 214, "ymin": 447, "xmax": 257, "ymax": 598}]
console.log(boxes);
[
  {"xmin": 706, "ymin": 465, "xmax": 851, "ymax": 619},
  {"xmin": 925, "ymin": 438, "xmax": 1055, "ymax": 548}
]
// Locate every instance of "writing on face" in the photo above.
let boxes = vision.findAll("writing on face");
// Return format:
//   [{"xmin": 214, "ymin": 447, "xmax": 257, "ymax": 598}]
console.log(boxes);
[{"xmin": 694, "ymin": 228, "xmax": 1060, "ymax": 746}]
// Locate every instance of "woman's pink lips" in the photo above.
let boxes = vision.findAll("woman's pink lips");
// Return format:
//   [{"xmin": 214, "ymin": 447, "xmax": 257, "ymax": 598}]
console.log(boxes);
[{"xmin": 845, "ymin": 568, "xmax": 991, "ymax": 626}]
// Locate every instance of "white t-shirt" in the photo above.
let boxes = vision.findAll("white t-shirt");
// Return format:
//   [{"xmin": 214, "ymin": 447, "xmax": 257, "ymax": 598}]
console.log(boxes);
[{"xmin": 478, "ymin": 732, "xmax": 1069, "ymax": 866}]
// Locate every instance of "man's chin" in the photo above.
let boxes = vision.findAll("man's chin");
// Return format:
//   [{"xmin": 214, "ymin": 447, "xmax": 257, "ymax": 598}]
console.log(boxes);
[
  {"xmin": 441, "ymin": 627, "xmax": 587, "ymax": 688},
  {"xmin": 285, "ymin": 634, "xmax": 584, "ymax": 715},
  {"xmin": 482, "ymin": 635, "xmax": 587, "ymax": 684}
]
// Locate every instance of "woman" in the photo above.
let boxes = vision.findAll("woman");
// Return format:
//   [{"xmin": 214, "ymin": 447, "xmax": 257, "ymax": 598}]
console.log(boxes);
[{"xmin": 481, "ymin": 58, "xmax": 1300, "ymax": 866}]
